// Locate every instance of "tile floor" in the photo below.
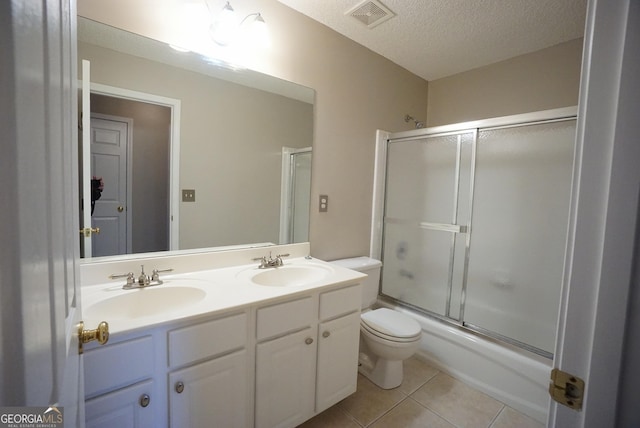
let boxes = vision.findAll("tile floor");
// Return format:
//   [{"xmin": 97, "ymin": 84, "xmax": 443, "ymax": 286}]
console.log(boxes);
[{"xmin": 299, "ymin": 357, "xmax": 544, "ymax": 428}]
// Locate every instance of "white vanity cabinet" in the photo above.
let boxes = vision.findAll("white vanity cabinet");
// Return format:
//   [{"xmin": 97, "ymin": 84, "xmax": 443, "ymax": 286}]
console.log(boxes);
[
  {"xmin": 255, "ymin": 297, "xmax": 317, "ymax": 428},
  {"xmin": 315, "ymin": 285, "xmax": 361, "ymax": 413},
  {"xmin": 82, "ymin": 260, "xmax": 363, "ymax": 428},
  {"xmin": 167, "ymin": 312, "xmax": 250, "ymax": 428},
  {"xmin": 254, "ymin": 284, "xmax": 361, "ymax": 428},
  {"xmin": 84, "ymin": 335, "xmax": 158, "ymax": 428}
]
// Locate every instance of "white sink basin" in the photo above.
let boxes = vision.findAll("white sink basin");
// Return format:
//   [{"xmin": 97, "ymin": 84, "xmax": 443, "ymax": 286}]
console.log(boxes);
[
  {"xmin": 244, "ymin": 264, "xmax": 333, "ymax": 287},
  {"xmin": 86, "ymin": 286, "xmax": 207, "ymax": 320}
]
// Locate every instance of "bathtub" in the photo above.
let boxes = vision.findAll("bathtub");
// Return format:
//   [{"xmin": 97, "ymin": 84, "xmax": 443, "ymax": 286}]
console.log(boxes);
[{"xmin": 379, "ymin": 301, "xmax": 551, "ymax": 424}]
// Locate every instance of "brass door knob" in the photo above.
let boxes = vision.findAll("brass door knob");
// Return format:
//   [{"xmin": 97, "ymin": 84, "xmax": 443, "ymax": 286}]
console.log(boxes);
[
  {"xmin": 79, "ymin": 227, "xmax": 100, "ymax": 237},
  {"xmin": 117, "ymin": 206, "xmax": 124, "ymax": 213},
  {"xmin": 78, "ymin": 321, "xmax": 109, "ymax": 354}
]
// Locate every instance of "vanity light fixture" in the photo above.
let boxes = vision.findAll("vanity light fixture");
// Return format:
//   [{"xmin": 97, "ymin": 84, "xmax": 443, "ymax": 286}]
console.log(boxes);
[{"xmin": 208, "ymin": 1, "xmax": 268, "ymax": 47}]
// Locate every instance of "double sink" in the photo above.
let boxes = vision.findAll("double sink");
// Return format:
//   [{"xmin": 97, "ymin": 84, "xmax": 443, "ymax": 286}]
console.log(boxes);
[{"xmin": 82, "ymin": 258, "xmax": 338, "ymax": 333}]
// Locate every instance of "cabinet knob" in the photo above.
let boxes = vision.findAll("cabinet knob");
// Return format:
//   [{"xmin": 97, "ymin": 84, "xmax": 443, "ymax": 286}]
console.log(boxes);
[
  {"xmin": 305, "ymin": 337, "xmax": 314, "ymax": 345},
  {"xmin": 175, "ymin": 381, "xmax": 185, "ymax": 393},
  {"xmin": 139, "ymin": 393, "xmax": 150, "ymax": 408},
  {"xmin": 322, "ymin": 331, "xmax": 331, "ymax": 338}
]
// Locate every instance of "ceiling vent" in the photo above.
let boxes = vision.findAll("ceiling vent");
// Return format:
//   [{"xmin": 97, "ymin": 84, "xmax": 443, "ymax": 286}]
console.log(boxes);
[{"xmin": 346, "ymin": 0, "xmax": 395, "ymax": 29}]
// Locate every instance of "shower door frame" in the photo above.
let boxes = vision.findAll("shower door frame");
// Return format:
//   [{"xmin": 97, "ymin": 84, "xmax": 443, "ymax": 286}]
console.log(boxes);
[{"xmin": 371, "ymin": 106, "xmax": 578, "ymax": 357}]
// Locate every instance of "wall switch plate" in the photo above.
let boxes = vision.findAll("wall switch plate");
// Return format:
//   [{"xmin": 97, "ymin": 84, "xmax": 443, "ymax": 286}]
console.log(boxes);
[
  {"xmin": 319, "ymin": 194, "xmax": 328, "ymax": 212},
  {"xmin": 182, "ymin": 189, "xmax": 196, "ymax": 202}
]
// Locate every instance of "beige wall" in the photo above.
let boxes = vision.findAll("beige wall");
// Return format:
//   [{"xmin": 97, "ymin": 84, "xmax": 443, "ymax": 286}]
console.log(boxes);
[
  {"xmin": 427, "ymin": 38, "xmax": 583, "ymax": 126},
  {"xmin": 80, "ymin": 42, "xmax": 313, "ymax": 249},
  {"xmin": 78, "ymin": 0, "xmax": 429, "ymax": 261}
]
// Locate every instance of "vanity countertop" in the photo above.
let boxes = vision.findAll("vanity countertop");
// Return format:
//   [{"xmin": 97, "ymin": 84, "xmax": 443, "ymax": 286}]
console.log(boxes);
[{"xmin": 82, "ymin": 255, "xmax": 366, "ymax": 335}]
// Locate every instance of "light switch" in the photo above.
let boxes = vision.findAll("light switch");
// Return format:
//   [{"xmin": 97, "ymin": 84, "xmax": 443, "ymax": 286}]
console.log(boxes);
[
  {"xmin": 182, "ymin": 189, "xmax": 196, "ymax": 202},
  {"xmin": 319, "ymin": 194, "xmax": 328, "ymax": 212}
]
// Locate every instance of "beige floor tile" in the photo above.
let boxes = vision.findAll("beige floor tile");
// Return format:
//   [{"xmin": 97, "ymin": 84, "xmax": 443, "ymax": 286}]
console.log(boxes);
[
  {"xmin": 337, "ymin": 374, "xmax": 406, "ymax": 426},
  {"xmin": 369, "ymin": 398, "xmax": 456, "ymax": 428},
  {"xmin": 411, "ymin": 373, "xmax": 503, "ymax": 428},
  {"xmin": 490, "ymin": 406, "xmax": 544, "ymax": 428},
  {"xmin": 297, "ymin": 405, "xmax": 362, "ymax": 428},
  {"xmin": 397, "ymin": 357, "xmax": 440, "ymax": 395}
]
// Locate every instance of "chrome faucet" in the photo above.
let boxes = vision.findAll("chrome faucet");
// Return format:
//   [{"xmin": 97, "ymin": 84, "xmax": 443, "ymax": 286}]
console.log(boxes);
[
  {"xmin": 253, "ymin": 252, "xmax": 290, "ymax": 269},
  {"xmin": 110, "ymin": 265, "xmax": 173, "ymax": 289}
]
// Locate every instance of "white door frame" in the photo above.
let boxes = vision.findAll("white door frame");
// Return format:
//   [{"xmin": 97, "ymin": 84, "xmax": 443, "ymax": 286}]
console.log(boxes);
[
  {"xmin": 279, "ymin": 146, "xmax": 312, "ymax": 244},
  {"xmin": 550, "ymin": 0, "xmax": 640, "ymax": 426},
  {"xmin": 89, "ymin": 82, "xmax": 181, "ymax": 251}
]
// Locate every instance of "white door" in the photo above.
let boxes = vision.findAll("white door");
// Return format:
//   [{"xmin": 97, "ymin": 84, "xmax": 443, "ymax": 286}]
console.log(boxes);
[
  {"xmin": 1, "ymin": 1, "xmax": 85, "ymax": 426},
  {"xmin": 549, "ymin": 0, "xmax": 640, "ymax": 426},
  {"xmin": 90, "ymin": 114, "xmax": 132, "ymax": 257}
]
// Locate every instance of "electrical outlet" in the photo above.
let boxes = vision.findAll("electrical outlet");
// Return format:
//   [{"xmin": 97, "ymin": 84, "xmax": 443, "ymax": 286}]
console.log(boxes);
[
  {"xmin": 182, "ymin": 189, "xmax": 196, "ymax": 202},
  {"xmin": 319, "ymin": 194, "xmax": 328, "ymax": 212}
]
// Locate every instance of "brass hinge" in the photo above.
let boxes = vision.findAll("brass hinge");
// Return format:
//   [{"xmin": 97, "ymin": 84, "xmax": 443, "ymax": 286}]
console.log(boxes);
[{"xmin": 549, "ymin": 368, "xmax": 585, "ymax": 410}]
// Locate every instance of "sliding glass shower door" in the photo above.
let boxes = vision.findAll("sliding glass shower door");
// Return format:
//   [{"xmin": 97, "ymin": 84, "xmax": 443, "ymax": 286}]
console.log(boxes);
[
  {"xmin": 380, "ymin": 114, "xmax": 576, "ymax": 356},
  {"xmin": 381, "ymin": 131, "xmax": 475, "ymax": 319}
]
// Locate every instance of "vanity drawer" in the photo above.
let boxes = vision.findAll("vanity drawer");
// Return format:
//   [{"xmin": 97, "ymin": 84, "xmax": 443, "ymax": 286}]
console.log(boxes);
[
  {"xmin": 168, "ymin": 312, "xmax": 247, "ymax": 368},
  {"xmin": 319, "ymin": 284, "xmax": 361, "ymax": 321},
  {"xmin": 257, "ymin": 297, "xmax": 314, "ymax": 341},
  {"xmin": 85, "ymin": 335, "xmax": 154, "ymax": 398}
]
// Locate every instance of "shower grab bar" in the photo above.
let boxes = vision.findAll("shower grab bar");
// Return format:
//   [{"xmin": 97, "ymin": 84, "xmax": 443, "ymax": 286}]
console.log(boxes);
[{"xmin": 384, "ymin": 217, "xmax": 467, "ymax": 234}]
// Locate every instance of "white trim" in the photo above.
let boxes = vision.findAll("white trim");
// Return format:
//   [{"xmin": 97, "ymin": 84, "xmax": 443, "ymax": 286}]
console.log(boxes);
[
  {"xmin": 81, "ymin": 60, "xmax": 92, "ymax": 257},
  {"xmin": 279, "ymin": 146, "xmax": 312, "ymax": 244},
  {"xmin": 370, "ymin": 130, "xmax": 390, "ymax": 260},
  {"xmin": 89, "ymin": 82, "xmax": 182, "ymax": 251},
  {"xmin": 550, "ymin": 0, "xmax": 640, "ymax": 426}
]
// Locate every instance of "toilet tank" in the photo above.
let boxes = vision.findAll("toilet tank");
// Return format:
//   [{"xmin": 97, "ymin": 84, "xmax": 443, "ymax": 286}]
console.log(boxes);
[{"xmin": 330, "ymin": 257, "xmax": 382, "ymax": 309}]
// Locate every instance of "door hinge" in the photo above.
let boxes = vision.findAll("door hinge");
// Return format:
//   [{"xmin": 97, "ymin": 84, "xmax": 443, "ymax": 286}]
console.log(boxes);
[{"xmin": 549, "ymin": 368, "xmax": 585, "ymax": 410}]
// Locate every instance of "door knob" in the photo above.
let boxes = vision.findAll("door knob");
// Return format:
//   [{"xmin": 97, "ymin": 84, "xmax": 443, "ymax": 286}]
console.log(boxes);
[
  {"xmin": 117, "ymin": 206, "xmax": 124, "ymax": 212},
  {"xmin": 79, "ymin": 227, "xmax": 100, "ymax": 237},
  {"xmin": 78, "ymin": 321, "xmax": 109, "ymax": 354}
]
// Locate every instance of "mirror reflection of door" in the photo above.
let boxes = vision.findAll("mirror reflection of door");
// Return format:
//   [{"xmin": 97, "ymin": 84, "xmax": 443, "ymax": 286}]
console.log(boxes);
[
  {"xmin": 90, "ymin": 113, "xmax": 132, "ymax": 256},
  {"xmin": 86, "ymin": 93, "xmax": 171, "ymax": 257}
]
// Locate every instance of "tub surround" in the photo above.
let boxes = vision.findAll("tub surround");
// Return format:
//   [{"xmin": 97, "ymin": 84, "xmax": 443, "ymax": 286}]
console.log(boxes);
[{"xmin": 379, "ymin": 300, "xmax": 551, "ymax": 424}]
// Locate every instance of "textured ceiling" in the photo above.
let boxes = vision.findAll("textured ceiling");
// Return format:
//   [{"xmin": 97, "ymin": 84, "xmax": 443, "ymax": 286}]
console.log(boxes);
[{"xmin": 276, "ymin": 0, "xmax": 587, "ymax": 81}]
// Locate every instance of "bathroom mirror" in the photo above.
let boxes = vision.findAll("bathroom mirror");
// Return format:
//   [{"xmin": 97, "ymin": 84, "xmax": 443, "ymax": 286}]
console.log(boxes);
[{"xmin": 78, "ymin": 17, "xmax": 314, "ymax": 260}]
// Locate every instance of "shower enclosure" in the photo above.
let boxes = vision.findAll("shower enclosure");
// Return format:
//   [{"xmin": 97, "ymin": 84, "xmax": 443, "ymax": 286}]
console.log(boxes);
[{"xmin": 374, "ymin": 108, "xmax": 576, "ymax": 357}]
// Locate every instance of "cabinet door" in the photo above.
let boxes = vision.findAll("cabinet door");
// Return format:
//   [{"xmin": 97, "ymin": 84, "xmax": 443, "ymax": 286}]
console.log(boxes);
[
  {"xmin": 255, "ymin": 327, "xmax": 317, "ymax": 428},
  {"xmin": 85, "ymin": 380, "xmax": 155, "ymax": 428},
  {"xmin": 316, "ymin": 312, "xmax": 361, "ymax": 412},
  {"xmin": 169, "ymin": 349, "xmax": 248, "ymax": 428}
]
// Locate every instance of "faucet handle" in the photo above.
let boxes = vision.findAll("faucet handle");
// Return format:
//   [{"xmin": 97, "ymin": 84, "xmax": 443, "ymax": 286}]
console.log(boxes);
[
  {"xmin": 252, "ymin": 256, "xmax": 268, "ymax": 268},
  {"xmin": 275, "ymin": 253, "xmax": 290, "ymax": 266},
  {"xmin": 109, "ymin": 272, "xmax": 135, "ymax": 288},
  {"xmin": 152, "ymin": 268, "xmax": 173, "ymax": 282}
]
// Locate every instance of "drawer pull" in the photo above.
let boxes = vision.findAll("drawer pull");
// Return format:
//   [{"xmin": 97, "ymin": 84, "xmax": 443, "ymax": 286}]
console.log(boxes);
[
  {"xmin": 305, "ymin": 337, "xmax": 314, "ymax": 345},
  {"xmin": 175, "ymin": 381, "xmax": 185, "ymax": 394},
  {"xmin": 322, "ymin": 331, "xmax": 331, "ymax": 338},
  {"xmin": 139, "ymin": 394, "xmax": 150, "ymax": 408}
]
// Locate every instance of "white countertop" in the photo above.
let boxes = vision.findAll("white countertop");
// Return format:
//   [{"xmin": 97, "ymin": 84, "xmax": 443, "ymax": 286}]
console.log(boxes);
[{"xmin": 82, "ymin": 256, "xmax": 366, "ymax": 335}]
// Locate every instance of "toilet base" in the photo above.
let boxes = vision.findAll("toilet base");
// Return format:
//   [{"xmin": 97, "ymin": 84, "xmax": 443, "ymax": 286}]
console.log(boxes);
[{"xmin": 358, "ymin": 353, "xmax": 403, "ymax": 389}]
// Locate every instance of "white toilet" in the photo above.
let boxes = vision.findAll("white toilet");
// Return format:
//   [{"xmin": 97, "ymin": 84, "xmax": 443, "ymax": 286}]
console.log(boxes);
[{"xmin": 331, "ymin": 257, "xmax": 422, "ymax": 389}]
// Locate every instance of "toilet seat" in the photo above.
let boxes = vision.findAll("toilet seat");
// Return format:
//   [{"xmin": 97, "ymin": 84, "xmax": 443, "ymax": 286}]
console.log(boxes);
[{"xmin": 361, "ymin": 308, "xmax": 421, "ymax": 343}]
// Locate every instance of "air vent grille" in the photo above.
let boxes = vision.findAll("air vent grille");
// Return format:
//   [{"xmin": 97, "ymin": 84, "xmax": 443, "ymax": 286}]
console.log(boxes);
[{"xmin": 346, "ymin": 0, "xmax": 395, "ymax": 29}]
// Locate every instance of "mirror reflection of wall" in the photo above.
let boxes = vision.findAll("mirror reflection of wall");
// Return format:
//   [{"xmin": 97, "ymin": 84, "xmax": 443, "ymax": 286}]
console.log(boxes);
[{"xmin": 78, "ymin": 18, "xmax": 314, "ymax": 258}]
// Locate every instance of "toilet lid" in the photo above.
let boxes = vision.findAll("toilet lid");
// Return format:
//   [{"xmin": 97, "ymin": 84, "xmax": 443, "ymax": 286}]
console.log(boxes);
[{"xmin": 361, "ymin": 308, "xmax": 421, "ymax": 339}]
